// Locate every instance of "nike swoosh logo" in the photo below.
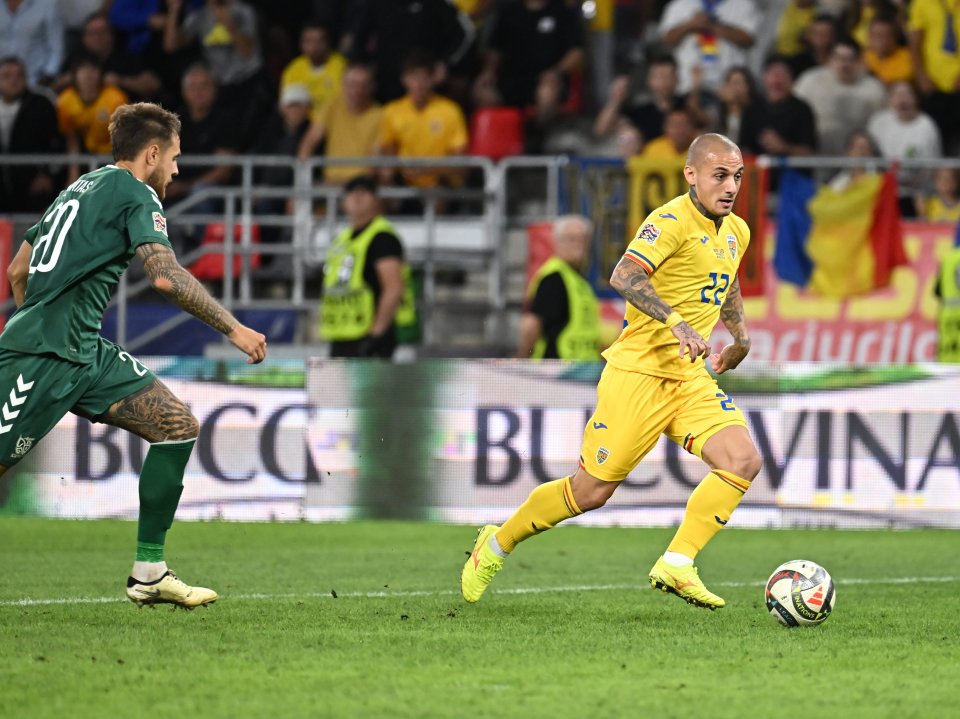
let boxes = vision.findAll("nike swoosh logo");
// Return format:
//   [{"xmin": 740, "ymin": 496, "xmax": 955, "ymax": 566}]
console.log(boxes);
[
  {"xmin": 715, "ymin": 516, "xmax": 728, "ymax": 526},
  {"xmin": 471, "ymin": 547, "xmax": 482, "ymax": 570},
  {"xmin": 665, "ymin": 571, "xmax": 696, "ymax": 590},
  {"xmin": 134, "ymin": 588, "xmax": 161, "ymax": 598},
  {"xmin": 593, "ymin": 422, "xmax": 607, "ymax": 429}
]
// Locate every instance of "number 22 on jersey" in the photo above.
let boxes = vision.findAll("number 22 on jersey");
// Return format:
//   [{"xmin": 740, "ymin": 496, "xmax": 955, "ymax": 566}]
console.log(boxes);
[{"xmin": 700, "ymin": 272, "xmax": 730, "ymax": 306}]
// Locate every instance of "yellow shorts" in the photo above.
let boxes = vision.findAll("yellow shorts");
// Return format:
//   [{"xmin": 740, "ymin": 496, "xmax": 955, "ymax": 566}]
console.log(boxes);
[{"xmin": 579, "ymin": 364, "xmax": 748, "ymax": 482}]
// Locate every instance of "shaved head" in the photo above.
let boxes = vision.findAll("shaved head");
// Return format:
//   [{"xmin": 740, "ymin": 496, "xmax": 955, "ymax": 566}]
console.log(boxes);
[
  {"xmin": 686, "ymin": 133, "xmax": 741, "ymax": 166},
  {"xmin": 683, "ymin": 133, "xmax": 744, "ymax": 219}
]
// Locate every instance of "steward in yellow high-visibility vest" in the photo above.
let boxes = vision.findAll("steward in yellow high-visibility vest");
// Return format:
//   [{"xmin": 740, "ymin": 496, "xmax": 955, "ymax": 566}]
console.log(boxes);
[
  {"xmin": 938, "ymin": 243, "xmax": 960, "ymax": 362},
  {"xmin": 518, "ymin": 215, "xmax": 602, "ymax": 360},
  {"xmin": 320, "ymin": 175, "xmax": 417, "ymax": 357}
]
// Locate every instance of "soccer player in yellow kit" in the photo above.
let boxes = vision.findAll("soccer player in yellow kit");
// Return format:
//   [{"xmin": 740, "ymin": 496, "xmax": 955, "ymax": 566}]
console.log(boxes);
[{"xmin": 461, "ymin": 133, "xmax": 761, "ymax": 609}]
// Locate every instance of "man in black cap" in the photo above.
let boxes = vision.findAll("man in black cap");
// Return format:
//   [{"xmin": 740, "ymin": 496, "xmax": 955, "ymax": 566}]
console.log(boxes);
[{"xmin": 319, "ymin": 175, "xmax": 416, "ymax": 358}]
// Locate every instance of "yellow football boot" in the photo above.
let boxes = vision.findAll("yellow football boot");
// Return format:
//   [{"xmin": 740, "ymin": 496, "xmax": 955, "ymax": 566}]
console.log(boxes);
[
  {"xmin": 126, "ymin": 570, "xmax": 218, "ymax": 609},
  {"xmin": 460, "ymin": 525, "xmax": 505, "ymax": 603},
  {"xmin": 648, "ymin": 556, "xmax": 726, "ymax": 610}
]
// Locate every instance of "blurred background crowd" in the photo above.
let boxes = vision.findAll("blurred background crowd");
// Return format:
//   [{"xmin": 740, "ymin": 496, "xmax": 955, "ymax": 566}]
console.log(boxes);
[{"xmin": 2, "ymin": 0, "xmax": 959, "ymax": 220}]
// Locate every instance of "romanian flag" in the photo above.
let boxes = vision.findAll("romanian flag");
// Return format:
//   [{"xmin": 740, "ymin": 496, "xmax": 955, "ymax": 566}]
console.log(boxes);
[{"xmin": 774, "ymin": 168, "xmax": 907, "ymax": 297}]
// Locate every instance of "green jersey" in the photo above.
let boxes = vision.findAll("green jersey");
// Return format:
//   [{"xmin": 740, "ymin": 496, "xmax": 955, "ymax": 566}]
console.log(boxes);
[{"xmin": 0, "ymin": 165, "xmax": 172, "ymax": 364}]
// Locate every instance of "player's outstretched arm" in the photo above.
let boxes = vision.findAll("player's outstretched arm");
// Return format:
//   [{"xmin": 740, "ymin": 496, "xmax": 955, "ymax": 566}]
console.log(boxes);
[
  {"xmin": 136, "ymin": 242, "xmax": 267, "ymax": 364},
  {"xmin": 7, "ymin": 241, "xmax": 32, "ymax": 307},
  {"xmin": 610, "ymin": 255, "xmax": 708, "ymax": 362},
  {"xmin": 711, "ymin": 274, "xmax": 751, "ymax": 374}
]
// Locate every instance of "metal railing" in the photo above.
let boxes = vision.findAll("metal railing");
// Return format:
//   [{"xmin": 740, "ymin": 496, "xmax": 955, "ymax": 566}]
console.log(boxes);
[
  {"xmin": 0, "ymin": 153, "xmax": 569, "ymax": 351},
  {"xmin": 5, "ymin": 151, "xmax": 954, "ymax": 352}
]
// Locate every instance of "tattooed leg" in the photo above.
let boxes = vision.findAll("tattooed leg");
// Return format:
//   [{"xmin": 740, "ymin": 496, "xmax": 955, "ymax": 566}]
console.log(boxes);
[
  {"xmin": 102, "ymin": 380, "xmax": 200, "ymax": 566},
  {"xmin": 101, "ymin": 380, "xmax": 200, "ymax": 443}
]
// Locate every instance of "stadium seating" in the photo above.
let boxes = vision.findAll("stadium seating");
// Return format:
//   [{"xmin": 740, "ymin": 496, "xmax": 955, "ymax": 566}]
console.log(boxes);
[
  {"xmin": 190, "ymin": 223, "xmax": 262, "ymax": 281},
  {"xmin": 469, "ymin": 107, "xmax": 525, "ymax": 161}
]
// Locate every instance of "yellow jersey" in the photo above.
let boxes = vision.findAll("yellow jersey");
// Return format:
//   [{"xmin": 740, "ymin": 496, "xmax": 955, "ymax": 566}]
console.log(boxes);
[
  {"xmin": 775, "ymin": 2, "xmax": 815, "ymax": 57},
  {"xmin": 281, "ymin": 52, "xmax": 347, "ymax": 117},
  {"xmin": 603, "ymin": 192, "xmax": 751, "ymax": 380},
  {"xmin": 864, "ymin": 47, "xmax": 913, "ymax": 85},
  {"xmin": 318, "ymin": 96, "xmax": 383, "ymax": 184},
  {"xmin": 639, "ymin": 136, "xmax": 685, "ymax": 160},
  {"xmin": 377, "ymin": 93, "xmax": 468, "ymax": 187},
  {"xmin": 924, "ymin": 195, "xmax": 960, "ymax": 222},
  {"xmin": 908, "ymin": 0, "xmax": 960, "ymax": 92},
  {"xmin": 56, "ymin": 85, "xmax": 129, "ymax": 154}
]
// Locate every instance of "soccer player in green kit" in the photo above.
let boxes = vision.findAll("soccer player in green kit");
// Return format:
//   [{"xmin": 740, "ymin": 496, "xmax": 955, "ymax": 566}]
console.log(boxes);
[{"xmin": 0, "ymin": 103, "xmax": 267, "ymax": 608}]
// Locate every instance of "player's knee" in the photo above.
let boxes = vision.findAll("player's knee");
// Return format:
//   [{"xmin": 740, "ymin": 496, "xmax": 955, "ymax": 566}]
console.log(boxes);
[
  {"xmin": 730, "ymin": 446, "xmax": 762, "ymax": 481},
  {"xmin": 571, "ymin": 468, "xmax": 618, "ymax": 511}
]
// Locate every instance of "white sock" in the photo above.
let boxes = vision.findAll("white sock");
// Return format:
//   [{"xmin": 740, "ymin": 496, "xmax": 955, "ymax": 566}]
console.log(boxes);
[
  {"xmin": 488, "ymin": 535, "xmax": 509, "ymax": 557},
  {"xmin": 663, "ymin": 551, "xmax": 694, "ymax": 567},
  {"xmin": 132, "ymin": 561, "xmax": 168, "ymax": 583}
]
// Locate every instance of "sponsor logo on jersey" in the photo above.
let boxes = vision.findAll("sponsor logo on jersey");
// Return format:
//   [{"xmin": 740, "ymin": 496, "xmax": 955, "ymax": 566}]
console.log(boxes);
[
  {"xmin": 727, "ymin": 235, "xmax": 738, "ymax": 260},
  {"xmin": 658, "ymin": 213, "xmax": 678, "ymax": 221},
  {"xmin": 700, "ymin": 236, "xmax": 709, "ymax": 244},
  {"xmin": 636, "ymin": 223, "xmax": 660, "ymax": 245},
  {"xmin": 13, "ymin": 435, "xmax": 34, "ymax": 458},
  {"xmin": 153, "ymin": 212, "xmax": 167, "ymax": 236},
  {"xmin": 596, "ymin": 446, "xmax": 610, "ymax": 465}
]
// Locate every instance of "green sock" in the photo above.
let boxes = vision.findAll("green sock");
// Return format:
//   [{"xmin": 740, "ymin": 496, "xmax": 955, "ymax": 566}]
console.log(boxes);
[
  {"xmin": 136, "ymin": 542, "xmax": 165, "ymax": 562},
  {"xmin": 136, "ymin": 439, "xmax": 195, "ymax": 557}
]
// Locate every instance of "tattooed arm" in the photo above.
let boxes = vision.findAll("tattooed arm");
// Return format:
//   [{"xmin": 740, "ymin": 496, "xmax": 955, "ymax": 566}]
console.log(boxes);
[
  {"xmin": 609, "ymin": 256, "xmax": 709, "ymax": 362},
  {"xmin": 712, "ymin": 274, "xmax": 751, "ymax": 374},
  {"xmin": 136, "ymin": 242, "xmax": 267, "ymax": 363}
]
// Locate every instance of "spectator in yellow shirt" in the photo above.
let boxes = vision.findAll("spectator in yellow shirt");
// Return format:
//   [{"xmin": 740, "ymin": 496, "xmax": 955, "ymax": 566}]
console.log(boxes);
[
  {"xmin": 864, "ymin": 15, "xmax": 913, "ymax": 85},
  {"xmin": 908, "ymin": 0, "xmax": 960, "ymax": 151},
  {"xmin": 922, "ymin": 168, "xmax": 960, "ymax": 222},
  {"xmin": 774, "ymin": 0, "xmax": 817, "ymax": 58},
  {"xmin": 280, "ymin": 21, "xmax": 347, "ymax": 119},
  {"xmin": 376, "ymin": 51, "xmax": 468, "ymax": 190},
  {"xmin": 297, "ymin": 63, "xmax": 384, "ymax": 185},
  {"xmin": 638, "ymin": 108, "xmax": 698, "ymax": 160},
  {"xmin": 57, "ymin": 55, "xmax": 128, "ymax": 183}
]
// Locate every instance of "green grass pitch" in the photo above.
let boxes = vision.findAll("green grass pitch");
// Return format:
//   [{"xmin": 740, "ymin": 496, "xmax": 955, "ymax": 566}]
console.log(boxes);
[{"xmin": 1, "ymin": 519, "xmax": 958, "ymax": 718}]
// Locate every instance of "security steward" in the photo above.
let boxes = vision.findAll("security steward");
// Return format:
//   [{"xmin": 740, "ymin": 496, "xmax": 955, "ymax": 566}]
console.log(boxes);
[
  {"xmin": 517, "ymin": 214, "xmax": 602, "ymax": 360},
  {"xmin": 320, "ymin": 174, "xmax": 416, "ymax": 357},
  {"xmin": 937, "ymin": 234, "xmax": 960, "ymax": 362}
]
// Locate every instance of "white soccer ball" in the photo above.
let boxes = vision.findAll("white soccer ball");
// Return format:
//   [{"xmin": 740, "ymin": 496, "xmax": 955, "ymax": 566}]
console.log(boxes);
[{"xmin": 764, "ymin": 559, "xmax": 836, "ymax": 627}]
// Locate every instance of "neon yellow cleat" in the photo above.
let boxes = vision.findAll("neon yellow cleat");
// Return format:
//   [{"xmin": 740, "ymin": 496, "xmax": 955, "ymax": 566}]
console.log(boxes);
[
  {"xmin": 648, "ymin": 556, "xmax": 726, "ymax": 610},
  {"xmin": 460, "ymin": 525, "xmax": 505, "ymax": 603},
  {"xmin": 126, "ymin": 570, "xmax": 218, "ymax": 609}
]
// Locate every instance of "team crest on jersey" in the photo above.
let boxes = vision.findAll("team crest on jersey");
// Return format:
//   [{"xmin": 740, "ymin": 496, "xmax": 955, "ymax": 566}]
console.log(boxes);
[
  {"xmin": 152, "ymin": 212, "xmax": 167, "ymax": 236},
  {"xmin": 596, "ymin": 446, "xmax": 610, "ymax": 465},
  {"xmin": 727, "ymin": 235, "xmax": 738, "ymax": 260},
  {"xmin": 636, "ymin": 223, "xmax": 661, "ymax": 245},
  {"xmin": 13, "ymin": 435, "xmax": 34, "ymax": 458}
]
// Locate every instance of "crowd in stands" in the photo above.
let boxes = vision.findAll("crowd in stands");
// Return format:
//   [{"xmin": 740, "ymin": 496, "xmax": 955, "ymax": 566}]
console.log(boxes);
[{"xmin": 1, "ymin": 0, "xmax": 960, "ymax": 224}]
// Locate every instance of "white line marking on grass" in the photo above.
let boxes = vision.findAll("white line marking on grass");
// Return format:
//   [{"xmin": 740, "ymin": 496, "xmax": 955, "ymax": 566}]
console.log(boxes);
[{"xmin": 1, "ymin": 576, "xmax": 955, "ymax": 608}]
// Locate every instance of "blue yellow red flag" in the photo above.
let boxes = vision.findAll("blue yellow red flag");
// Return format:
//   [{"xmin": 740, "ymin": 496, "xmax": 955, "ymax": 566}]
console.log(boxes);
[{"xmin": 774, "ymin": 168, "xmax": 906, "ymax": 296}]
